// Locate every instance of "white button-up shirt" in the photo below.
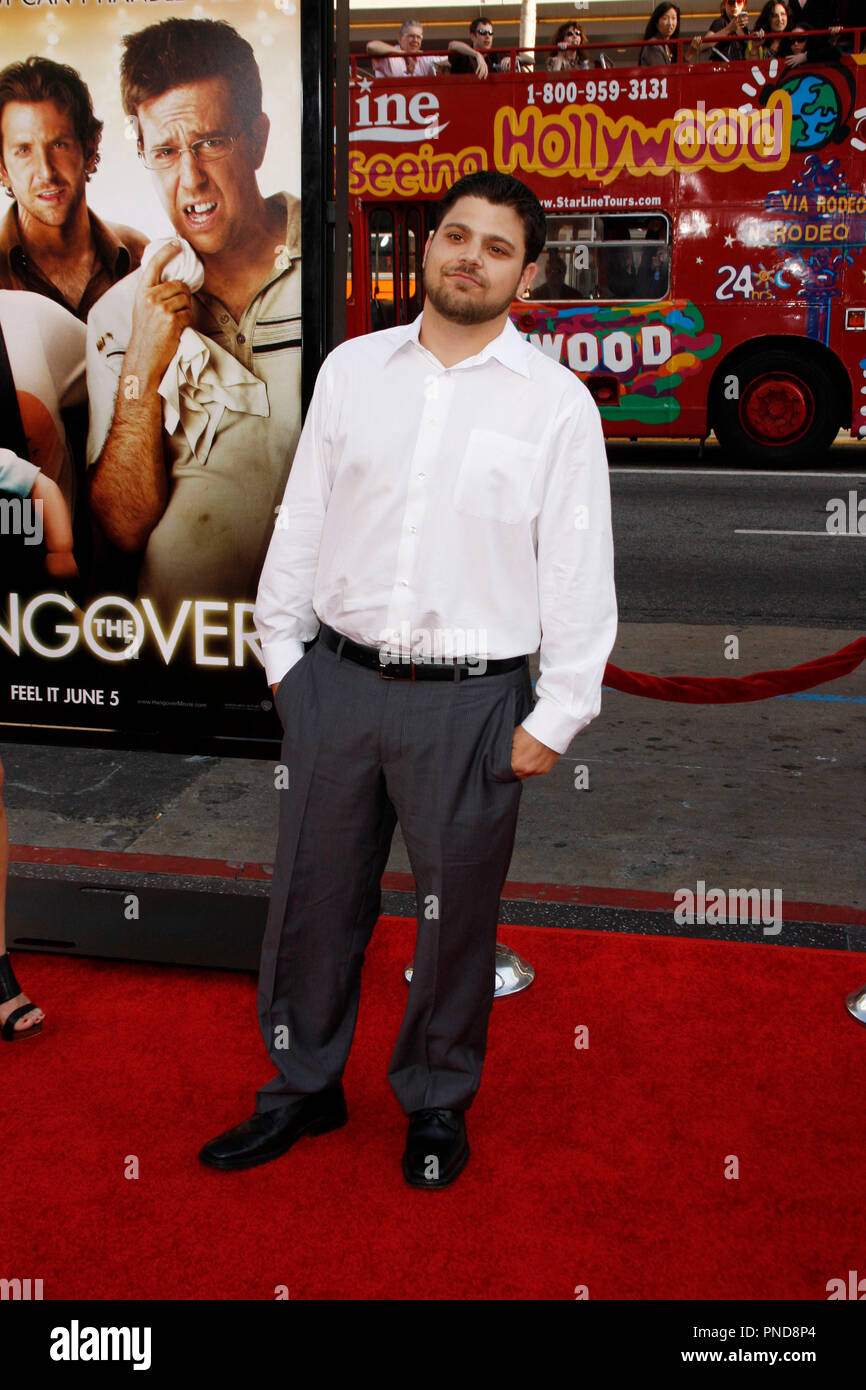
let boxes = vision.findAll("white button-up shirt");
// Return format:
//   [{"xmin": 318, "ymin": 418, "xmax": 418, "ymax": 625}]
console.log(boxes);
[{"xmin": 255, "ymin": 312, "xmax": 617, "ymax": 753}]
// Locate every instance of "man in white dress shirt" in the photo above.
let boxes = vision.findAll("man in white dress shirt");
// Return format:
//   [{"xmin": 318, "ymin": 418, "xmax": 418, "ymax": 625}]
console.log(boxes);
[
  {"xmin": 366, "ymin": 19, "xmax": 449, "ymax": 79},
  {"xmin": 199, "ymin": 172, "xmax": 618, "ymax": 1188}
]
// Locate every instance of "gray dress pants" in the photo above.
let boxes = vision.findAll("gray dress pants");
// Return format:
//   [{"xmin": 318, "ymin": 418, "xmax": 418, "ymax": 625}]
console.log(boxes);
[{"xmin": 254, "ymin": 636, "xmax": 533, "ymax": 1116}]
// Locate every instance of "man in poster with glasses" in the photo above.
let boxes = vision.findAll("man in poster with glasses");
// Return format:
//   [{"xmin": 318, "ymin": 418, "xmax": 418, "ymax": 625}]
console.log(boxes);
[{"xmin": 86, "ymin": 18, "xmax": 301, "ymax": 609}]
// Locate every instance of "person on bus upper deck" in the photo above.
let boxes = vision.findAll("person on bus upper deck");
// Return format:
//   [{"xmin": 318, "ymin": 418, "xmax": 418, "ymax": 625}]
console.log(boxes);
[
  {"xmin": 448, "ymin": 17, "xmax": 511, "ymax": 79},
  {"xmin": 784, "ymin": 20, "xmax": 843, "ymax": 65},
  {"xmin": 827, "ymin": 0, "xmax": 856, "ymax": 50},
  {"xmin": 819, "ymin": 0, "xmax": 856, "ymax": 49},
  {"xmin": 749, "ymin": 2, "xmax": 793, "ymax": 58},
  {"xmin": 638, "ymin": 6, "xmax": 682, "ymax": 66},
  {"xmin": 367, "ymin": 19, "xmax": 449, "ymax": 79},
  {"xmin": 693, "ymin": 0, "xmax": 751, "ymax": 62},
  {"xmin": 786, "ymin": 24, "xmax": 810, "ymax": 61},
  {"xmin": 545, "ymin": 22, "xmax": 589, "ymax": 70},
  {"xmin": 789, "ymin": 0, "xmax": 849, "ymax": 31},
  {"xmin": 788, "ymin": 0, "xmax": 849, "ymax": 53}
]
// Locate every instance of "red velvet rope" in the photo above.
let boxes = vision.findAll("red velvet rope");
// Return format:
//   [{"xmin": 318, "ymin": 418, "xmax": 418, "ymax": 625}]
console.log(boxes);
[{"xmin": 603, "ymin": 637, "xmax": 866, "ymax": 704}]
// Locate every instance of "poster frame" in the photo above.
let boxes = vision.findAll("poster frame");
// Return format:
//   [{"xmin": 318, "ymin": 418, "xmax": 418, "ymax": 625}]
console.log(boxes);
[{"xmin": 0, "ymin": 0, "xmax": 331, "ymax": 761}]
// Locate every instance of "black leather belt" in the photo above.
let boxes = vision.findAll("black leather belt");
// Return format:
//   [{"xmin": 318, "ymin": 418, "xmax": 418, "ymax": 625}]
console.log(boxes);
[{"xmin": 318, "ymin": 624, "xmax": 527, "ymax": 682}]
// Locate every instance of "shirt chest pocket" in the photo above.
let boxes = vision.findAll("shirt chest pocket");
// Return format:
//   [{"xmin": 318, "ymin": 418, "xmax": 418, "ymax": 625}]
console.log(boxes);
[{"xmin": 453, "ymin": 429, "xmax": 541, "ymax": 525}]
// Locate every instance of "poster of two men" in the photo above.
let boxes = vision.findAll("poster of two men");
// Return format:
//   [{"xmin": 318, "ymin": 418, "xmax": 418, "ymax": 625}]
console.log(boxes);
[{"xmin": 0, "ymin": 0, "xmax": 308, "ymax": 746}]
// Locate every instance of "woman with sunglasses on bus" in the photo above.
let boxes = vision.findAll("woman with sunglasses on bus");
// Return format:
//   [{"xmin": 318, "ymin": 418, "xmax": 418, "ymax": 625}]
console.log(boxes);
[
  {"xmin": 785, "ymin": 19, "xmax": 843, "ymax": 64},
  {"xmin": 749, "ymin": 1, "xmax": 792, "ymax": 58},
  {"xmin": 639, "ymin": 5, "xmax": 682, "ymax": 65},
  {"xmin": 545, "ymin": 20, "xmax": 609, "ymax": 70},
  {"xmin": 546, "ymin": 21, "xmax": 587, "ymax": 69}
]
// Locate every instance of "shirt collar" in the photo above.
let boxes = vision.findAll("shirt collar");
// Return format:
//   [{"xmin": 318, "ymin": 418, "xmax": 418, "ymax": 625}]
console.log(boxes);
[
  {"xmin": 276, "ymin": 191, "xmax": 301, "ymax": 264},
  {"xmin": 0, "ymin": 203, "xmax": 132, "ymax": 275},
  {"xmin": 88, "ymin": 210, "xmax": 131, "ymax": 276},
  {"xmin": 0, "ymin": 203, "xmax": 19, "ymax": 261},
  {"xmin": 385, "ymin": 310, "xmax": 532, "ymax": 378},
  {"xmin": 197, "ymin": 191, "xmax": 300, "ymax": 315}
]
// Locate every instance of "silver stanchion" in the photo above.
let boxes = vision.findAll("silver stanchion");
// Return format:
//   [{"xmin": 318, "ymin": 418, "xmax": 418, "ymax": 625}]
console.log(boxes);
[
  {"xmin": 404, "ymin": 942, "xmax": 534, "ymax": 997},
  {"xmin": 845, "ymin": 984, "xmax": 866, "ymax": 1026}
]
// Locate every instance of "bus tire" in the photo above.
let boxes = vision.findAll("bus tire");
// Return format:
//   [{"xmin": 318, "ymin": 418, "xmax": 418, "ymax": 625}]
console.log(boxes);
[{"xmin": 711, "ymin": 349, "xmax": 840, "ymax": 467}]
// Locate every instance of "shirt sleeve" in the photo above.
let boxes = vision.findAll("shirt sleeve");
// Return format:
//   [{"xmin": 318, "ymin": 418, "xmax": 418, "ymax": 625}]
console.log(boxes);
[
  {"xmin": 29, "ymin": 295, "xmax": 87, "ymax": 410},
  {"xmin": 0, "ymin": 447, "xmax": 39, "ymax": 497},
  {"xmin": 522, "ymin": 384, "xmax": 618, "ymax": 754},
  {"xmin": 253, "ymin": 356, "xmax": 336, "ymax": 686}
]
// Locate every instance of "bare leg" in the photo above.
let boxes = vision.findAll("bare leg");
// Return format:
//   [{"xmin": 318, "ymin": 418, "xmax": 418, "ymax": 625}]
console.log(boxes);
[{"xmin": 0, "ymin": 755, "xmax": 43, "ymax": 1034}]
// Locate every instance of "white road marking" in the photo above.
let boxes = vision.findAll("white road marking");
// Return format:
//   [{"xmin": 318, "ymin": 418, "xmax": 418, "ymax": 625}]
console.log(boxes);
[
  {"xmin": 735, "ymin": 528, "xmax": 865, "ymax": 536},
  {"xmin": 610, "ymin": 468, "xmax": 866, "ymax": 478}
]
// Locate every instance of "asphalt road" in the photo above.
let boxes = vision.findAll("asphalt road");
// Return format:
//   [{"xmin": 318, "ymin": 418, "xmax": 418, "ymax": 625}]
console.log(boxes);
[{"xmin": 608, "ymin": 446, "xmax": 866, "ymax": 627}]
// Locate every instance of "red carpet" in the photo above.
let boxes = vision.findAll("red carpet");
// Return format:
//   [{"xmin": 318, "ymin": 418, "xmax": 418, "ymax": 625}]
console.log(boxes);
[{"xmin": 2, "ymin": 919, "xmax": 863, "ymax": 1301}]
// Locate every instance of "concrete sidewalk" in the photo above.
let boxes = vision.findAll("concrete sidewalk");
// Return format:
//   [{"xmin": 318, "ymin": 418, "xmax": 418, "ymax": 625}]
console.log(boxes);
[{"xmin": 5, "ymin": 621, "xmax": 864, "ymax": 914}]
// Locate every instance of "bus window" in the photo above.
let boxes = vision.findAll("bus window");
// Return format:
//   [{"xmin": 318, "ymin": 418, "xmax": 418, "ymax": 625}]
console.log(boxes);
[
  {"xmin": 406, "ymin": 207, "xmax": 422, "ymax": 318},
  {"xmin": 531, "ymin": 214, "xmax": 671, "ymax": 302},
  {"xmin": 369, "ymin": 207, "xmax": 396, "ymax": 331}
]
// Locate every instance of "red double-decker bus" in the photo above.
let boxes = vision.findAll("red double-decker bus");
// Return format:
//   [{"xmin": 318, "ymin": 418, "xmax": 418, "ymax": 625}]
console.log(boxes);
[{"xmin": 345, "ymin": 32, "xmax": 866, "ymax": 464}]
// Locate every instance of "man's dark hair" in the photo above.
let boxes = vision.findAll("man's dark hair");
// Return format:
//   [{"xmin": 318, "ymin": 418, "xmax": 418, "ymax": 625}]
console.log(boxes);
[
  {"xmin": 0, "ymin": 55, "xmax": 103, "ymax": 170},
  {"xmin": 120, "ymin": 19, "xmax": 262, "ymax": 131},
  {"xmin": 469, "ymin": 16, "xmax": 493, "ymax": 35},
  {"xmin": 437, "ymin": 171, "xmax": 546, "ymax": 267}
]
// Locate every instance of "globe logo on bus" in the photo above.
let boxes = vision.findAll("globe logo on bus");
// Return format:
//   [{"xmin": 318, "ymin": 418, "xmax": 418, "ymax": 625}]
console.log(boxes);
[{"xmin": 780, "ymin": 72, "xmax": 844, "ymax": 150}]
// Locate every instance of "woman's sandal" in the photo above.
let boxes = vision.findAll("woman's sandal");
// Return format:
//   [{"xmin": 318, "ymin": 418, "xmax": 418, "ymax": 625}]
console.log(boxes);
[{"xmin": 0, "ymin": 951, "xmax": 43, "ymax": 1041}]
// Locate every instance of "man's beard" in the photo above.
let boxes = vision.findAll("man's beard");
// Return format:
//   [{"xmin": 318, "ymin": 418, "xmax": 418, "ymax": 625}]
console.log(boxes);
[
  {"xmin": 22, "ymin": 179, "xmax": 81, "ymax": 229},
  {"xmin": 423, "ymin": 265, "xmax": 522, "ymax": 325}
]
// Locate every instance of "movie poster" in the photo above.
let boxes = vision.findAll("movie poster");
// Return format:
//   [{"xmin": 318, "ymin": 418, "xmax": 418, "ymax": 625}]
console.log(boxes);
[{"xmin": 0, "ymin": 0, "xmax": 304, "ymax": 748}]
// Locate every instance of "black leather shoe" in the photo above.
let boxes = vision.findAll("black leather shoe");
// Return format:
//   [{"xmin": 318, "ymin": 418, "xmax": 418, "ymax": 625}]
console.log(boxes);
[
  {"xmin": 402, "ymin": 1108, "xmax": 469, "ymax": 1188},
  {"xmin": 198, "ymin": 1084, "xmax": 347, "ymax": 1171}
]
